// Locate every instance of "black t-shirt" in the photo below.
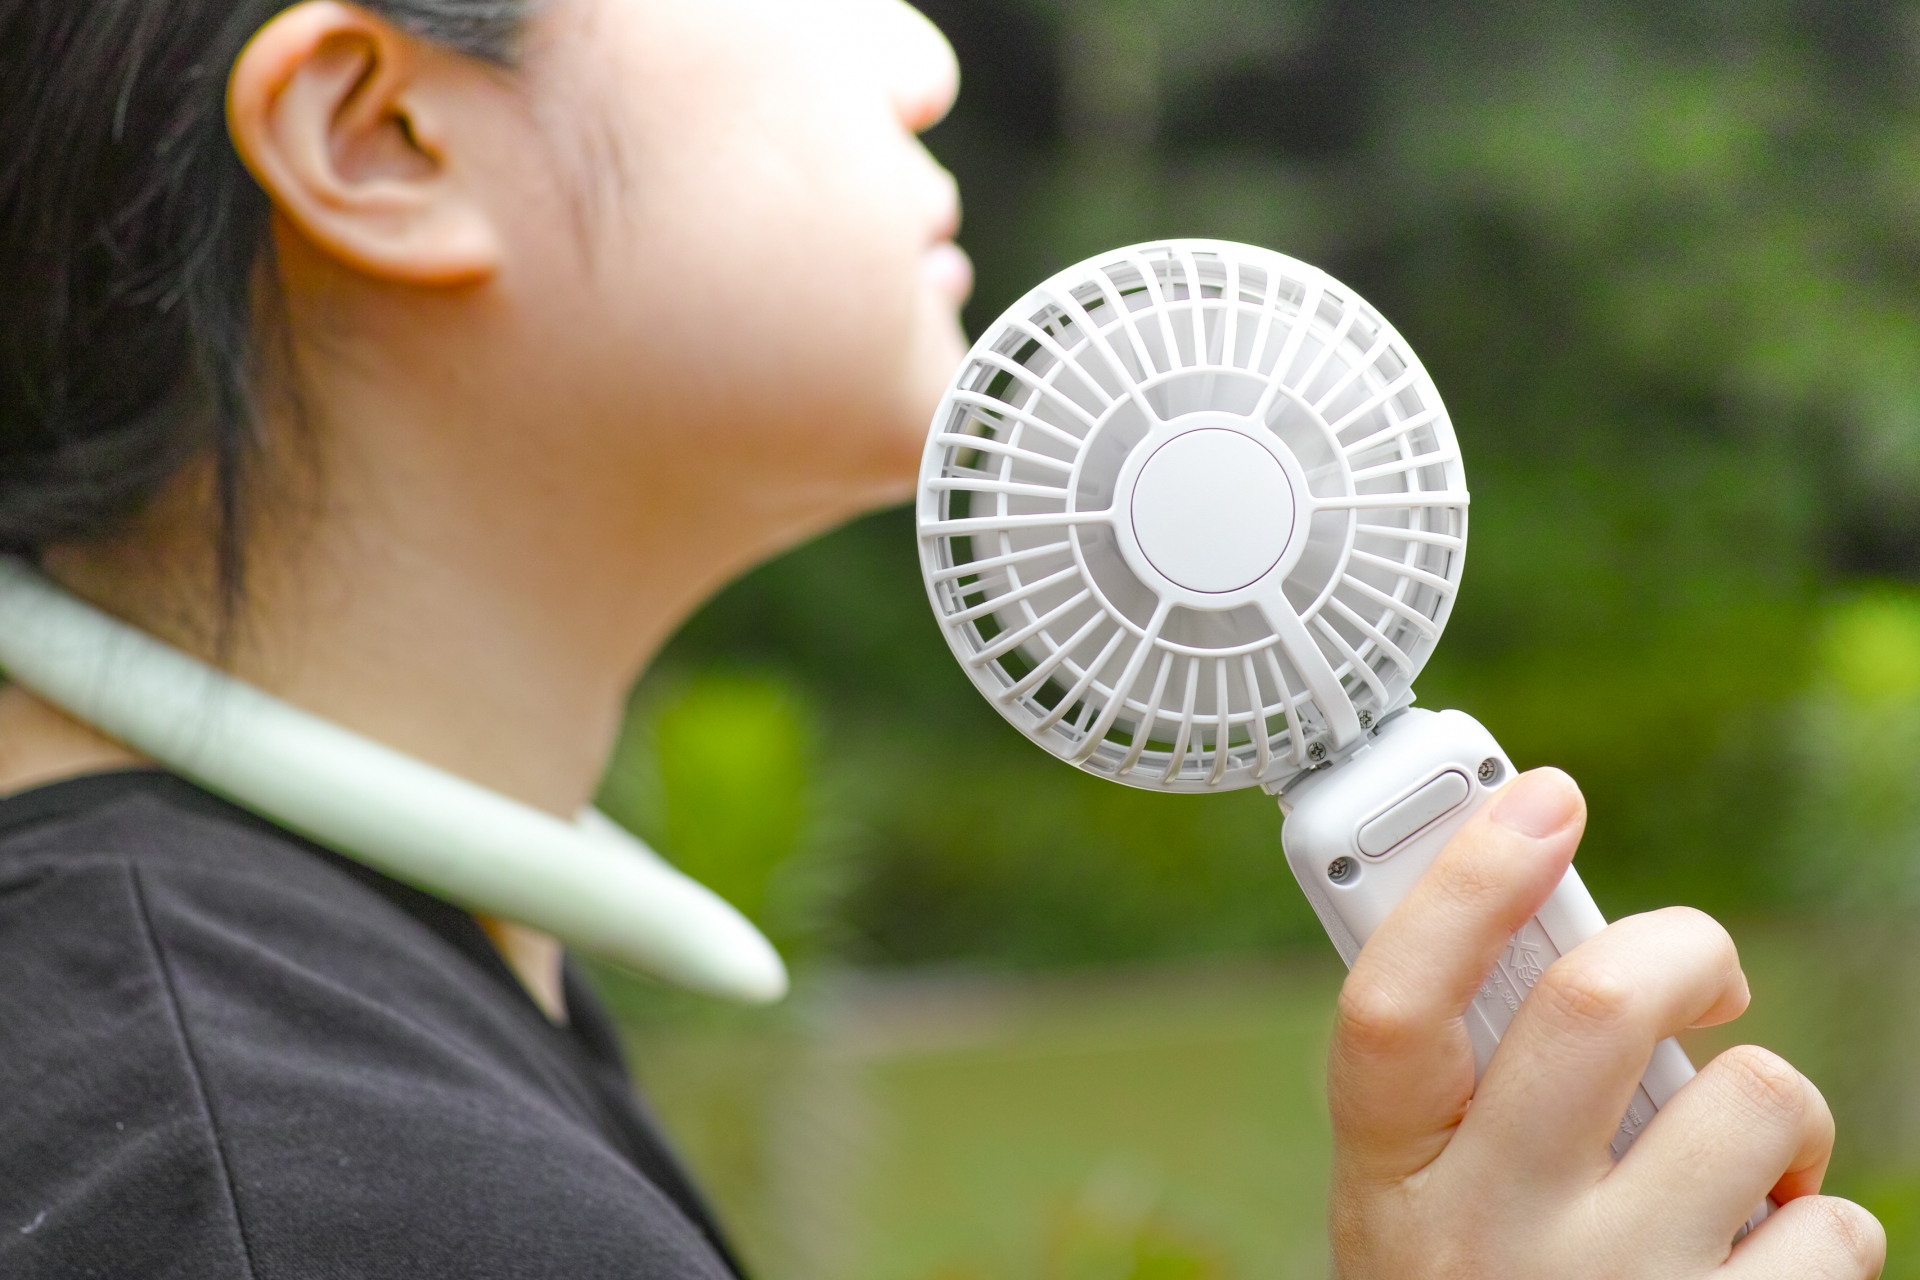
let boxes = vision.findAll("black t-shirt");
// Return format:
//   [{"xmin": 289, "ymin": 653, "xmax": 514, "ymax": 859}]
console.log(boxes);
[{"xmin": 0, "ymin": 770, "xmax": 743, "ymax": 1279}]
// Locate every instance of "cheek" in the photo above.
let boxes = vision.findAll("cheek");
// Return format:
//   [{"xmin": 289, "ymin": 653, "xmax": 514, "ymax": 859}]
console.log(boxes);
[
  {"xmin": 595, "ymin": 192, "xmax": 926, "ymax": 475},
  {"xmin": 509, "ymin": 0, "xmax": 953, "ymax": 487},
  {"xmin": 655, "ymin": 127, "xmax": 928, "ymax": 433}
]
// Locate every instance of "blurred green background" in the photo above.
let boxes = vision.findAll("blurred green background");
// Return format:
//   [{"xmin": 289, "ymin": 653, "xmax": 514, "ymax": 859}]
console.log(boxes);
[{"xmin": 589, "ymin": 1, "xmax": 1920, "ymax": 1274}]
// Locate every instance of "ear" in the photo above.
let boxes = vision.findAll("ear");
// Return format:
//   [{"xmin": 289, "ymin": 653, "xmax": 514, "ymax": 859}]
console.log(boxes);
[{"xmin": 227, "ymin": 1, "xmax": 502, "ymax": 285}]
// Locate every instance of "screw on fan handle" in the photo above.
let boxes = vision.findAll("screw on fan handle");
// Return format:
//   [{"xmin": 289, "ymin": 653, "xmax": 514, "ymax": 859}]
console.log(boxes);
[{"xmin": 1280, "ymin": 708, "xmax": 1771, "ymax": 1235}]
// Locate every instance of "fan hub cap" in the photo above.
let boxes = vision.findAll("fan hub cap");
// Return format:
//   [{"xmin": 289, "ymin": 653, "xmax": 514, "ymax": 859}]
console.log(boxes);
[{"xmin": 1128, "ymin": 427, "xmax": 1297, "ymax": 594}]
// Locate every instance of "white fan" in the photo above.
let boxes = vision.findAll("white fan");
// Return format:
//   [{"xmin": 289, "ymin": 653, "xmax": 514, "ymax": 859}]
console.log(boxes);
[
  {"xmin": 917, "ymin": 240, "xmax": 1765, "ymax": 1224},
  {"xmin": 917, "ymin": 239, "xmax": 1464, "ymax": 794}
]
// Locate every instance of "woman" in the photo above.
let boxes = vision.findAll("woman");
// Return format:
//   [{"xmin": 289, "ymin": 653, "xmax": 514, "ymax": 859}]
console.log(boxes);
[{"xmin": 0, "ymin": 0, "xmax": 1884, "ymax": 1275}]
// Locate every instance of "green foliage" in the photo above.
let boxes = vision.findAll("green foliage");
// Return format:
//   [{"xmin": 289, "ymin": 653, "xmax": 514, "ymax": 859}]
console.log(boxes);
[
  {"xmin": 600, "ymin": 672, "xmax": 821, "ymax": 947},
  {"xmin": 1851, "ymin": 1171, "xmax": 1920, "ymax": 1280},
  {"xmin": 1035, "ymin": 1166, "xmax": 1227, "ymax": 1280},
  {"xmin": 835, "ymin": 737, "xmax": 1319, "ymax": 966},
  {"xmin": 1823, "ymin": 588, "xmax": 1920, "ymax": 703},
  {"xmin": 1790, "ymin": 587, "xmax": 1920, "ymax": 909},
  {"xmin": 610, "ymin": 961, "xmax": 1344, "ymax": 1279}
]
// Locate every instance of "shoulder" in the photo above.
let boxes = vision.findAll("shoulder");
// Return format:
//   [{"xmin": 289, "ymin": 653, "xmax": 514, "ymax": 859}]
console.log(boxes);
[
  {"xmin": 0, "ymin": 772, "xmax": 526, "ymax": 1074},
  {"xmin": 0, "ymin": 776, "xmax": 259, "ymax": 1276},
  {"xmin": 0, "ymin": 774, "xmax": 735, "ymax": 1280}
]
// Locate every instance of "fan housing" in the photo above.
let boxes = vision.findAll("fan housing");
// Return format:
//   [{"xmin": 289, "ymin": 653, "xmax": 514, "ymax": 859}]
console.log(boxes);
[{"xmin": 917, "ymin": 240, "xmax": 1467, "ymax": 794}]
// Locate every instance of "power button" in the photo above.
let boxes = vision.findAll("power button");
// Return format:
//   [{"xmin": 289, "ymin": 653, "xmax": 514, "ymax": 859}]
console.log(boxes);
[{"xmin": 1357, "ymin": 769, "xmax": 1473, "ymax": 858}]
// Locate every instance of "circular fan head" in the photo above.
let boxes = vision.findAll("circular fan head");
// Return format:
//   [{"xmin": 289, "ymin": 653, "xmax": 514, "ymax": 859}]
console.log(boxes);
[{"xmin": 917, "ymin": 240, "xmax": 1468, "ymax": 793}]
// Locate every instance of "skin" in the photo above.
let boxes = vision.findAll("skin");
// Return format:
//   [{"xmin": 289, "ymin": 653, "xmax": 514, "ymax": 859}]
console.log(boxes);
[{"xmin": 0, "ymin": 0, "xmax": 1886, "ymax": 1272}]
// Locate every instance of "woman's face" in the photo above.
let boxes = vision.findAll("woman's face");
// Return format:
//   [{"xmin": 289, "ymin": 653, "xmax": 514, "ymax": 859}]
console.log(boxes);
[{"xmin": 478, "ymin": 0, "xmax": 970, "ymax": 552}]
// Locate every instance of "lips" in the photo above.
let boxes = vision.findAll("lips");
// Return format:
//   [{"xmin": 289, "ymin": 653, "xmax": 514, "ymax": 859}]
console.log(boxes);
[{"xmin": 923, "ymin": 239, "xmax": 974, "ymax": 307}]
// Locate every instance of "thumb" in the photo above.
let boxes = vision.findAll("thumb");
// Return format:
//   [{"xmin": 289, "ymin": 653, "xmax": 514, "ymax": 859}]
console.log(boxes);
[{"xmin": 1328, "ymin": 767, "xmax": 1586, "ymax": 1185}]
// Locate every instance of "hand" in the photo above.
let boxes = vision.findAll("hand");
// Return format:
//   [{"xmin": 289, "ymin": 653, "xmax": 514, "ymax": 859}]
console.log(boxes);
[{"xmin": 1326, "ymin": 767, "xmax": 1884, "ymax": 1279}]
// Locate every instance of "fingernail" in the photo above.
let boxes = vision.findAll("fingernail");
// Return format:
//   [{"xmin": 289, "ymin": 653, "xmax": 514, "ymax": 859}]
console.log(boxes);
[{"xmin": 1491, "ymin": 768, "xmax": 1580, "ymax": 837}]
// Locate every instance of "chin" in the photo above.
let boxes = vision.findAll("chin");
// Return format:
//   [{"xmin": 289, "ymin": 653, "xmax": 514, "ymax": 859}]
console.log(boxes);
[
  {"xmin": 869, "ymin": 425, "xmax": 929, "ymax": 506},
  {"xmin": 906, "ymin": 318, "xmax": 969, "ymax": 421}
]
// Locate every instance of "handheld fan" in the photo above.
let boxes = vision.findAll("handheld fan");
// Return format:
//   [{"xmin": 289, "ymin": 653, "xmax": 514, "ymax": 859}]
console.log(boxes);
[{"xmin": 916, "ymin": 239, "xmax": 1749, "ymax": 1192}]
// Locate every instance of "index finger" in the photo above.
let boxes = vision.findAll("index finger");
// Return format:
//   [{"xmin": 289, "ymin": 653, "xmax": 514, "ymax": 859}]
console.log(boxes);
[{"xmin": 1329, "ymin": 767, "xmax": 1586, "ymax": 1185}]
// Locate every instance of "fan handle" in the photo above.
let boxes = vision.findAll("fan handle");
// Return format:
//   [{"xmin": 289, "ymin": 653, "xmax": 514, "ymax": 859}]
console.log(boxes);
[{"xmin": 1279, "ymin": 708, "xmax": 1769, "ymax": 1234}]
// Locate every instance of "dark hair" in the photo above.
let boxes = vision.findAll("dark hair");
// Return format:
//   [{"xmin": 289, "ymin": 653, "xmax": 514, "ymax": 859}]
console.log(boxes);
[{"xmin": 0, "ymin": 0, "xmax": 525, "ymax": 598}]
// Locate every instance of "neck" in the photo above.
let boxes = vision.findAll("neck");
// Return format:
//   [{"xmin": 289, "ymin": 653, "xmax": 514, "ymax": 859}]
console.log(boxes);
[
  {"xmin": 26, "ymin": 330, "xmax": 844, "ymax": 819},
  {"xmin": 0, "ymin": 684, "xmax": 144, "ymax": 796},
  {"xmin": 31, "ymin": 417, "xmax": 700, "ymax": 819}
]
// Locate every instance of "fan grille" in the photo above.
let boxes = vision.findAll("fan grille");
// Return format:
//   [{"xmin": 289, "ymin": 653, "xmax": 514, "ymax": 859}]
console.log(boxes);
[{"xmin": 917, "ymin": 240, "xmax": 1467, "ymax": 793}]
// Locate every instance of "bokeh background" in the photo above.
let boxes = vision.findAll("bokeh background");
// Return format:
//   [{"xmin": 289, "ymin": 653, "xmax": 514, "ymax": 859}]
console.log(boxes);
[{"xmin": 586, "ymin": 1, "xmax": 1920, "ymax": 1275}]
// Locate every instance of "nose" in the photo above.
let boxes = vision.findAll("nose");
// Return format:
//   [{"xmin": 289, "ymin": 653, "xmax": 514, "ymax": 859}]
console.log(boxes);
[{"xmin": 878, "ymin": 0, "xmax": 960, "ymax": 133}]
